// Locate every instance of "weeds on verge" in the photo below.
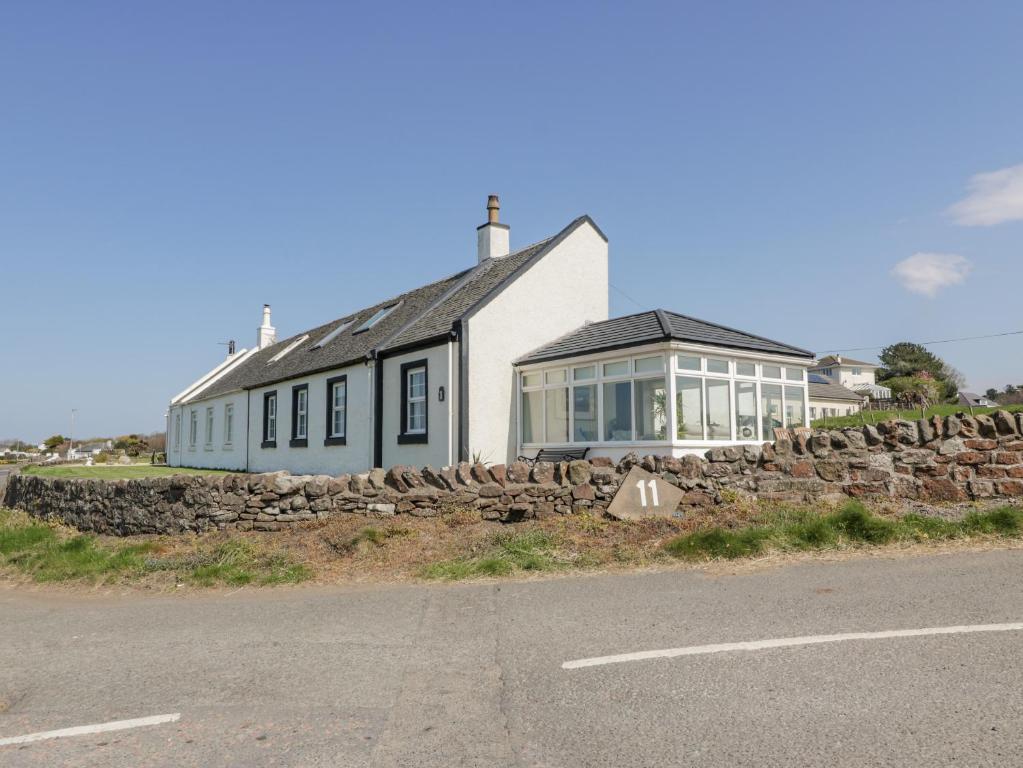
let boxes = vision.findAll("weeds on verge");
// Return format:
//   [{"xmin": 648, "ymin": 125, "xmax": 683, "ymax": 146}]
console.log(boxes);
[
  {"xmin": 665, "ymin": 501, "xmax": 1023, "ymax": 561},
  {"xmin": 421, "ymin": 529, "xmax": 571, "ymax": 580},
  {"xmin": 0, "ymin": 509, "xmax": 311, "ymax": 586}
]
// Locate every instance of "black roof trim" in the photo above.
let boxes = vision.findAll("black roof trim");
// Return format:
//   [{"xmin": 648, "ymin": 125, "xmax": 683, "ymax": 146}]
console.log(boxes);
[{"xmin": 653, "ymin": 309, "xmax": 673, "ymax": 338}]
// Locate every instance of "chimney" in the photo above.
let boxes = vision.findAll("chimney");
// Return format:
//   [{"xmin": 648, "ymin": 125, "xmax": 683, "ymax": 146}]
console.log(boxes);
[
  {"xmin": 476, "ymin": 194, "xmax": 510, "ymax": 263},
  {"xmin": 258, "ymin": 304, "xmax": 276, "ymax": 350}
]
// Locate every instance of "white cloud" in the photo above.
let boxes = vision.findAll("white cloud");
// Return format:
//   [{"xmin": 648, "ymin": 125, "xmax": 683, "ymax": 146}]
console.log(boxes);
[
  {"xmin": 947, "ymin": 163, "xmax": 1023, "ymax": 226},
  {"xmin": 891, "ymin": 252, "xmax": 971, "ymax": 297}
]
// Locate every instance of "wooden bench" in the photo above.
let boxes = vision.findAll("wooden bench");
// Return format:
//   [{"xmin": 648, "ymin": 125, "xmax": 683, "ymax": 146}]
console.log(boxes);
[{"xmin": 516, "ymin": 447, "xmax": 590, "ymax": 466}]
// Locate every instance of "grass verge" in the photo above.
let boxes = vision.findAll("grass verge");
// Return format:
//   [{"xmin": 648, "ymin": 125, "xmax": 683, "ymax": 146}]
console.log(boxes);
[
  {"xmin": 421, "ymin": 529, "xmax": 586, "ymax": 580},
  {"xmin": 21, "ymin": 465, "xmax": 234, "ymax": 480},
  {"xmin": 665, "ymin": 500, "xmax": 1023, "ymax": 561},
  {"xmin": 0, "ymin": 508, "xmax": 310, "ymax": 586}
]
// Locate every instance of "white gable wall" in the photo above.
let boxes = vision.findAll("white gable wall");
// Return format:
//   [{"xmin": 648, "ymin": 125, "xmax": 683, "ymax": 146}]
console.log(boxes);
[
  {"xmin": 465, "ymin": 221, "xmax": 609, "ymax": 464},
  {"xmin": 247, "ymin": 362, "xmax": 373, "ymax": 476},
  {"xmin": 167, "ymin": 390, "xmax": 249, "ymax": 471}
]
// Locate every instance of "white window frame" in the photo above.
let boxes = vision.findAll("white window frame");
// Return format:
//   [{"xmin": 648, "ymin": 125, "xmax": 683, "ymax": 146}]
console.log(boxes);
[
  {"xmin": 204, "ymin": 407, "xmax": 214, "ymax": 448},
  {"xmin": 266, "ymin": 393, "xmax": 277, "ymax": 442},
  {"xmin": 330, "ymin": 379, "xmax": 346, "ymax": 439},
  {"xmin": 188, "ymin": 409, "xmax": 197, "ymax": 450},
  {"xmin": 295, "ymin": 388, "xmax": 308, "ymax": 440},
  {"xmin": 174, "ymin": 412, "xmax": 181, "ymax": 450},
  {"xmin": 223, "ymin": 403, "xmax": 234, "ymax": 447},
  {"xmin": 406, "ymin": 366, "xmax": 427, "ymax": 435},
  {"xmin": 518, "ymin": 345, "xmax": 810, "ymax": 449}
]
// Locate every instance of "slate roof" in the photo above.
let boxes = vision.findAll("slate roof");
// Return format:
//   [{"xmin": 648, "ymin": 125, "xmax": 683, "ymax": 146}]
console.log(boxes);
[
  {"xmin": 812, "ymin": 355, "xmax": 877, "ymax": 368},
  {"xmin": 808, "ymin": 375, "xmax": 865, "ymax": 402},
  {"xmin": 515, "ymin": 310, "xmax": 814, "ymax": 366},
  {"xmin": 185, "ymin": 217, "xmax": 598, "ymax": 402}
]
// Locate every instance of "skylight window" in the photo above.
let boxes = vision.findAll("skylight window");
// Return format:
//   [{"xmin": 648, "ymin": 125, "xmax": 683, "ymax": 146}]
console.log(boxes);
[
  {"xmin": 353, "ymin": 302, "xmax": 401, "ymax": 334},
  {"xmin": 311, "ymin": 321, "xmax": 353, "ymax": 350},
  {"xmin": 268, "ymin": 335, "xmax": 309, "ymax": 364}
]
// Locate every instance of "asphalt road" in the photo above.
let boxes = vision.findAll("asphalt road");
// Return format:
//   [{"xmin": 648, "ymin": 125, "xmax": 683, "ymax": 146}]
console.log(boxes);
[{"xmin": 3, "ymin": 549, "xmax": 1023, "ymax": 767}]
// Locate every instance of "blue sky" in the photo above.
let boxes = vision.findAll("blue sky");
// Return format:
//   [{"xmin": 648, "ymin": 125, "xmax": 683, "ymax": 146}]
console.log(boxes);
[{"xmin": 2, "ymin": 1, "xmax": 1022, "ymax": 442}]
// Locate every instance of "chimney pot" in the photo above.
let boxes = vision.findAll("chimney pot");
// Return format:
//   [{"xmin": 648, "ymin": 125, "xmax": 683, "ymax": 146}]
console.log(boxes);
[
  {"xmin": 258, "ymin": 304, "xmax": 277, "ymax": 349},
  {"xmin": 487, "ymin": 194, "xmax": 500, "ymax": 224}
]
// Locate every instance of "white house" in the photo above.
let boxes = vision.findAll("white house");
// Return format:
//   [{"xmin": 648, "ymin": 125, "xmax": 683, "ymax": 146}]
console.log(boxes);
[
  {"xmin": 808, "ymin": 374, "xmax": 865, "ymax": 421},
  {"xmin": 167, "ymin": 197, "xmax": 814, "ymax": 473},
  {"xmin": 809, "ymin": 355, "xmax": 891, "ymax": 401}
]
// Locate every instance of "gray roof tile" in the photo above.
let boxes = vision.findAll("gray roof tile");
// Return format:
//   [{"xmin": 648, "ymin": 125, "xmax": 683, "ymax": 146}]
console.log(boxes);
[{"xmin": 515, "ymin": 310, "xmax": 813, "ymax": 365}]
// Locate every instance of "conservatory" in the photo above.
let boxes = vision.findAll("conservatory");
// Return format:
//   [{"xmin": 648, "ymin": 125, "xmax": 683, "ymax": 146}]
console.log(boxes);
[{"xmin": 514, "ymin": 310, "xmax": 814, "ymax": 460}]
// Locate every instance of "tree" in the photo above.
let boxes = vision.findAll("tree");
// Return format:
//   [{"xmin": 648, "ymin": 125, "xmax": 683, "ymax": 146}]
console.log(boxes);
[
  {"xmin": 43, "ymin": 435, "xmax": 65, "ymax": 452},
  {"xmin": 886, "ymin": 375, "xmax": 942, "ymax": 406},
  {"xmin": 986, "ymin": 388, "xmax": 1001, "ymax": 400},
  {"xmin": 1006, "ymin": 384, "xmax": 1018, "ymax": 396},
  {"xmin": 877, "ymin": 342, "xmax": 960, "ymax": 402}
]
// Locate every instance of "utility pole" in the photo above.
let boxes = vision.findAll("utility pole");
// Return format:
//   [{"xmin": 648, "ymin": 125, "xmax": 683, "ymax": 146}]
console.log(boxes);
[{"xmin": 70, "ymin": 409, "xmax": 77, "ymax": 458}]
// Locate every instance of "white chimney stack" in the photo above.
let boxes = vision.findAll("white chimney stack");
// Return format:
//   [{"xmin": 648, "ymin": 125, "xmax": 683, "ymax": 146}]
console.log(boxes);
[
  {"xmin": 258, "ymin": 304, "xmax": 276, "ymax": 349},
  {"xmin": 476, "ymin": 194, "xmax": 509, "ymax": 263}
]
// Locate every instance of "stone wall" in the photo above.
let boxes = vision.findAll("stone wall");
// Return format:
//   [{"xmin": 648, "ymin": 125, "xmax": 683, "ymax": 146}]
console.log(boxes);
[{"xmin": 5, "ymin": 411, "xmax": 1023, "ymax": 536}]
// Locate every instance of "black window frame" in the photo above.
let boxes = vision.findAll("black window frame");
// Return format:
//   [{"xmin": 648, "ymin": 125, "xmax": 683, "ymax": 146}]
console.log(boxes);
[
  {"xmin": 324, "ymin": 375, "xmax": 347, "ymax": 446},
  {"xmin": 261, "ymin": 391, "xmax": 278, "ymax": 448},
  {"xmin": 398, "ymin": 359, "xmax": 428, "ymax": 444},
  {"xmin": 290, "ymin": 383, "xmax": 309, "ymax": 447}
]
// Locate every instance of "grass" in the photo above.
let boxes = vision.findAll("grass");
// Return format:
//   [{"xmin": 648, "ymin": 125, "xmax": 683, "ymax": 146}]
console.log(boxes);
[
  {"xmin": 665, "ymin": 500, "xmax": 1023, "ymax": 561},
  {"xmin": 421, "ymin": 529, "xmax": 575, "ymax": 580},
  {"xmin": 22, "ymin": 464, "xmax": 234, "ymax": 480},
  {"xmin": 0, "ymin": 508, "xmax": 310, "ymax": 586},
  {"xmin": 811, "ymin": 403, "xmax": 1023, "ymax": 430}
]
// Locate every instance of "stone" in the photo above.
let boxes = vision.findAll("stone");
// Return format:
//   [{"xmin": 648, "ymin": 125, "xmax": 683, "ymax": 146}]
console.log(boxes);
[
  {"xmin": 571, "ymin": 484, "xmax": 595, "ymax": 501},
  {"xmin": 567, "ymin": 460, "xmax": 591, "ymax": 486},
  {"xmin": 994, "ymin": 410, "xmax": 1018, "ymax": 436},
  {"xmin": 996, "ymin": 451, "xmax": 1022, "ymax": 465},
  {"xmin": 996, "ymin": 480, "xmax": 1023, "ymax": 496},
  {"xmin": 470, "ymin": 463, "xmax": 492, "ymax": 484},
  {"xmin": 290, "ymin": 495, "xmax": 309, "ymax": 511},
  {"xmin": 531, "ymin": 461, "xmax": 555, "ymax": 484},
  {"xmin": 944, "ymin": 415, "xmax": 962, "ymax": 437},
  {"xmin": 455, "ymin": 462, "xmax": 475, "ymax": 486},
  {"xmin": 815, "ymin": 460, "xmax": 846, "ymax": 482},
  {"xmin": 590, "ymin": 456, "xmax": 614, "ymax": 467},
  {"xmin": 368, "ymin": 468, "xmax": 387, "ymax": 490},
  {"xmin": 489, "ymin": 464, "xmax": 507, "ymax": 486},
  {"xmin": 921, "ymin": 477, "xmax": 967, "ymax": 502},
  {"xmin": 605, "ymin": 466, "xmax": 684, "ymax": 521},
  {"xmin": 367, "ymin": 503, "xmax": 396, "ymax": 516},
  {"xmin": 964, "ymin": 439, "xmax": 997, "ymax": 450},
  {"xmin": 790, "ymin": 461, "xmax": 814, "ymax": 479},
  {"xmin": 863, "ymin": 425, "xmax": 883, "ymax": 446},
  {"xmin": 917, "ymin": 418, "xmax": 936, "ymax": 444},
  {"xmin": 955, "ymin": 451, "xmax": 989, "ymax": 465},
  {"xmin": 477, "ymin": 482, "xmax": 504, "ymax": 498},
  {"xmin": 895, "ymin": 420, "xmax": 920, "ymax": 445},
  {"xmin": 385, "ymin": 466, "xmax": 410, "ymax": 492},
  {"xmin": 506, "ymin": 461, "xmax": 530, "ymax": 484}
]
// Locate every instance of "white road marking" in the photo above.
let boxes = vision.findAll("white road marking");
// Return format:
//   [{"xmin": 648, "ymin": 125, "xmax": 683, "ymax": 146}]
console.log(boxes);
[
  {"xmin": 562, "ymin": 622, "xmax": 1023, "ymax": 670},
  {"xmin": 0, "ymin": 713, "xmax": 181, "ymax": 747}
]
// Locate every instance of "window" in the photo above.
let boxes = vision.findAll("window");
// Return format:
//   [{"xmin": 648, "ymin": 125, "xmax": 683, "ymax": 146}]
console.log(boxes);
[
  {"xmin": 785, "ymin": 386, "xmax": 805, "ymax": 427},
  {"xmin": 736, "ymin": 361, "xmax": 756, "ymax": 377},
  {"xmin": 545, "ymin": 388, "xmax": 569, "ymax": 443},
  {"xmin": 761, "ymin": 383, "xmax": 783, "ymax": 438},
  {"xmin": 785, "ymin": 367, "xmax": 803, "ymax": 382},
  {"xmin": 325, "ymin": 376, "xmax": 347, "ymax": 445},
  {"xmin": 810, "ymin": 407, "xmax": 818, "ymax": 420},
  {"xmin": 603, "ymin": 380, "xmax": 632, "ymax": 440},
  {"xmin": 706, "ymin": 379, "xmax": 731, "ymax": 440},
  {"xmin": 291, "ymin": 384, "xmax": 309, "ymax": 446},
  {"xmin": 603, "ymin": 360, "xmax": 629, "ymax": 377},
  {"xmin": 399, "ymin": 360, "xmax": 428, "ymax": 443},
  {"xmin": 224, "ymin": 403, "xmax": 234, "ymax": 446},
  {"xmin": 354, "ymin": 302, "xmax": 400, "ymax": 333},
  {"xmin": 522, "ymin": 372, "xmax": 541, "ymax": 388},
  {"xmin": 174, "ymin": 413, "xmax": 181, "ymax": 450},
  {"xmin": 204, "ymin": 407, "xmax": 214, "ymax": 447},
  {"xmin": 634, "ymin": 377, "xmax": 667, "ymax": 440},
  {"xmin": 545, "ymin": 369, "xmax": 567, "ymax": 385},
  {"xmin": 312, "ymin": 321, "xmax": 353, "ymax": 350},
  {"xmin": 851, "ymin": 367, "xmax": 862, "ymax": 375},
  {"xmin": 762, "ymin": 364, "xmax": 782, "ymax": 379},
  {"xmin": 676, "ymin": 355, "xmax": 700, "ymax": 371},
  {"xmin": 573, "ymin": 365, "xmax": 596, "ymax": 381},
  {"xmin": 676, "ymin": 377, "xmax": 703, "ymax": 439},
  {"xmin": 735, "ymin": 381, "xmax": 758, "ymax": 440},
  {"xmin": 268, "ymin": 335, "xmax": 309, "ymax": 364},
  {"xmin": 634, "ymin": 356, "xmax": 664, "ymax": 374},
  {"xmin": 521, "ymin": 390, "xmax": 543, "ymax": 443},
  {"xmin": 188, "ymin": 410, "xmax": 197, "ymax": 449},
  {"xmin": 262, "ymin": 392, "xmax": 277, "ymax": 447},
  {"xmin": 573, "ymin": 382, "xmax": 597, "ymax": 441},
  {"xmin": 707, "ymin": 358, "xmax": 729, "ymax": 374}
]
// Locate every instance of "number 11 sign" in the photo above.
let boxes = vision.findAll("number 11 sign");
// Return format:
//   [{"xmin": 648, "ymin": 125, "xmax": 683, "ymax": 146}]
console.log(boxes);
[{"xmin": 606, "ymin": 465, "xmax": 684, "ymax": 521}]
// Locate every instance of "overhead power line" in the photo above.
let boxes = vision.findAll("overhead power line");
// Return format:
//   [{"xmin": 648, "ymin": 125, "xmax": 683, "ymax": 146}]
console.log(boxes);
[{"xmin": 825, "ymin": 329, "xmax": 1023, "ymax": 354}]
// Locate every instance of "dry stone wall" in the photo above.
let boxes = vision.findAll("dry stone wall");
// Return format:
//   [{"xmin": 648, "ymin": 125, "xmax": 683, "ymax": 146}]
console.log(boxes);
[{"xmin": 5, "ymin": 411, "xmax": 1023, "ymax": 536}]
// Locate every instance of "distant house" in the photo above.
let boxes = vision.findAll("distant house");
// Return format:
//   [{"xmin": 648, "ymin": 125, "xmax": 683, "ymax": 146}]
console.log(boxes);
[
  {"xmin": 809, "ymin": 355, "xmax": 892, "ymax": 401},
  {"xmin": 67, "ymin": 443, "xmax": 106, "ymax": 461},
  {"xmin": 167, "ymin": 196, "xmax": 815, "ymax": 472},
  {"xmin": 958, "ymin": 391, "xmax": 997, "ymax": 408},
  {"xmin": 808, "ymin": 374, "xmax": 865, "ymax": 421}
]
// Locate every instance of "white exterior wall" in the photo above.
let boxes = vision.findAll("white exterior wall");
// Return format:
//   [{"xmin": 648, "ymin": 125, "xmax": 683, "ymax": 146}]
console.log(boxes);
[
  {"xmin": 809, "ymin": 397, "xmax": 862, "ymax": 420},
  {"xmin": 167, "ymin": 390, "xmax": 249, "ymax": 471},
  {"xmin": 380, "ymin": 342, "xmax": 456, "ymax": 469},
  {"xmin": 465, "ymin": 222, "xmax": 608, "ymax": 464},
  {"xmin": 247, "ymin": 362, "xmax": 374, "ymax": 476},
  {"xmin": 814, "ymin": 365, "xmax": 877, "ymax": 390}
]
